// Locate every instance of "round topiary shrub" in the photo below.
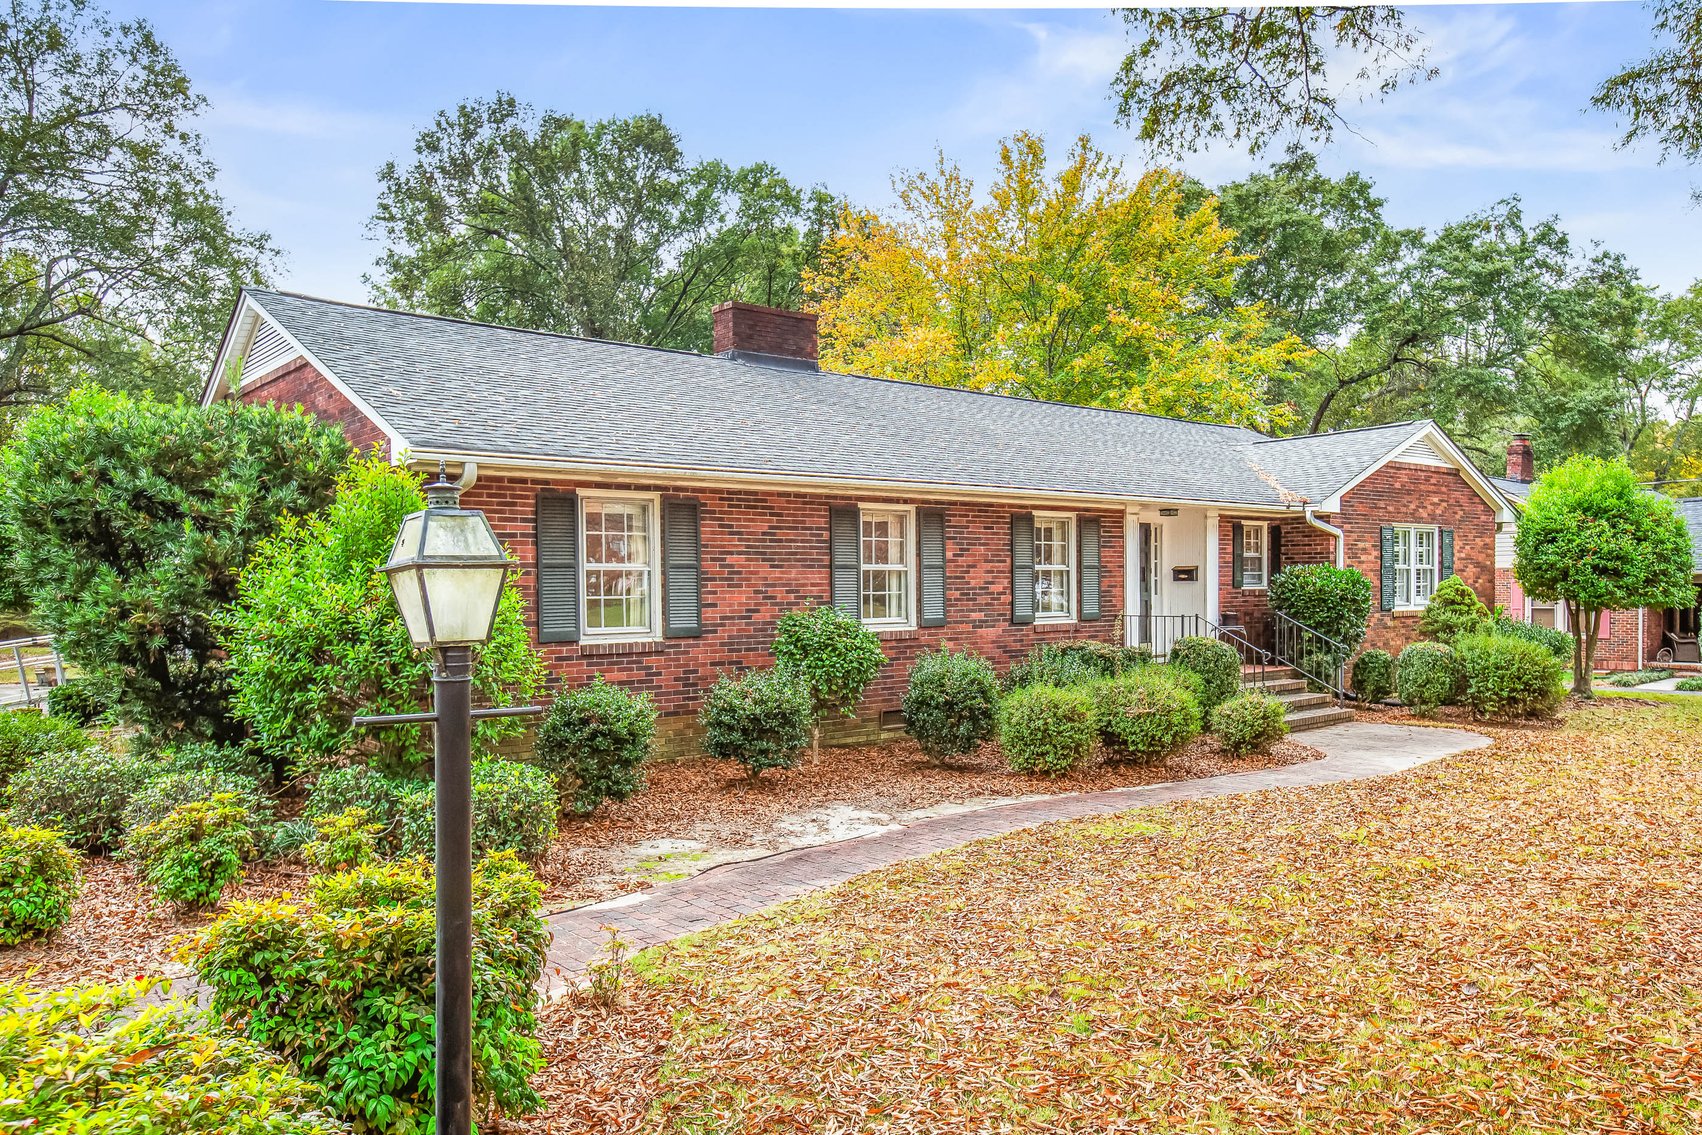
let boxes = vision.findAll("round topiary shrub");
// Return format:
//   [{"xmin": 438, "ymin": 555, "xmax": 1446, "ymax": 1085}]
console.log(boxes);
[
  {"xmin": 1268, "ymin": 563, "xmax": 1374, "ymax": 653},
  {"xmin": 0, "ymin": 824, "xmax": 80, "ymax": 945},
  {"xmin": 395, "ymin": 761, "xmax": 560, "ymax": 864},
  {"xmin": 1351, "ymin": 649, "xmax": 1396, "ymax": 705},
  {"xmin": 698, "ymin": 668, "xmax": 815, "ymax": 779},
  {"xmin": 127, "ymin": 794, "xmax": 258, "ymax": 911},
  {"xmin": 771, "ymin": 605, "xmax": 887, "ymax": 758},
  {"xmin": 1166, "ymin": 636, "xmax": 1241, "ymax": 711},
  {"xmin": 998, "ymin": 685, "xmax": 1097, "ymax": 776},
  {"xmin": 1211, "ymin": 692, "xmax": 1288, "ymax": 756},
  {"xmin": 535, "ymin": 676, "xmax": 656, "ymax": 815},
  {"xmin": 122, "ymin": 770, "xmax": 270, "ymax": 839},
  {"xmin": 1090, "ymin": 668, "xmax": 1203, "ymax": 764},
  {"xmin": 1397, "ymin": 641, "xmax": 1463, "ymax": 714},
  {"xmin": 0, "ymin": 711, "xmax": 92, "ymax": 793},
  {"xmin": 1454, "ymin": 633, "xmax": 1567, "ymax": 719},
  {"xmin": 1418, "ymin": 576, "xmax": 1490, "ymax": 644},
  {"xmin": 901, "ymin": 647, "xmax": 1000, "ymax": 765},
  {"xmin": 5, "ymin": 746, "xmax": 150, "ymax": 853}
]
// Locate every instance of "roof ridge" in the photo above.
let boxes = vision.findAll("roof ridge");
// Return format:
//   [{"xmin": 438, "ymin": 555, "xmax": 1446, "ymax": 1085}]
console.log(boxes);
[
  {"xmin": 250, "ymin": 287, "xmax": 1268, "ymax": 438},
  {"xmin": 1250, "ymin": 420, "xmax": 1429, "ymax": 445}
]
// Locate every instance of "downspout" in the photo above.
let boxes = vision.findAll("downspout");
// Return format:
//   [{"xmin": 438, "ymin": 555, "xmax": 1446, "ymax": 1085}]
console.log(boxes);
[
  {"xmin": 1303, "ymin": 506, "xmax": 1345, "ymax": 569},
  {"xmin": 452, "ymin": 461, "xmax": 479, "ymax": 492}
]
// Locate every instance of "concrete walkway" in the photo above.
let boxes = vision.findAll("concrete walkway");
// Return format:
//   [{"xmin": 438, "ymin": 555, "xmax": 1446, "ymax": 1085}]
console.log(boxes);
[{"xmin": 539, "ymin": 721, "xmax": 1490, "ymax": 995}]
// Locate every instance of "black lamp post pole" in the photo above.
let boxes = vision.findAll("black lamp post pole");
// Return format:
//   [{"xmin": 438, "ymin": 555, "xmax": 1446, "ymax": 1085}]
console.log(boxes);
[{"xmin": 434, "ymin": 644, "xmax": 475, "ymax": 1135}]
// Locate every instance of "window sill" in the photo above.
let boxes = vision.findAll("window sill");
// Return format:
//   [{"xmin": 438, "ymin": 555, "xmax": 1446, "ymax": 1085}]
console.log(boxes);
[
  {"xmin": 870, "ymin": 626, "xmax": 919, "ymax": 641},
  {"xmin": 1389, "ymin": 608, "xmax": 1423, "ymax": 618},
  {"xmin": 1035, "ymin": 617, "xmax": 1078, "ymax": 627},
  {"xmin": 578, "ymin": 638, "xmax": 666, "ymax": 657}
]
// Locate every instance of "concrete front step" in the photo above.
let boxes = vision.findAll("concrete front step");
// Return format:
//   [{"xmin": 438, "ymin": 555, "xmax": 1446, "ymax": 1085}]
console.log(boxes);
[
  {"xmin": 1285, "ymin": 705, "xmax": 1357, "ymax": 732},
  {"xmin": 1253, "ymin": 677, "xmax": 1309, "ymax": 695},
  {"xmin": 1274, "ymin": 689, "xmax": 1334, "ymax": 712}
]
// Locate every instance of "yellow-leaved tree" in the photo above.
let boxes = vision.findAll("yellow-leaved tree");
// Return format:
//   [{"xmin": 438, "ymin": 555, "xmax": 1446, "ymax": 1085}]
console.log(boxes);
[{"xmin": 805, "ymin": 132, "xmax": 1307, "ymax": 431}]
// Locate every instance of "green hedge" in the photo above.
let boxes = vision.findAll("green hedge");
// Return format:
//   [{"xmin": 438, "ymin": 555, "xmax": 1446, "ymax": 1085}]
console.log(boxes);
[
  {"xmin": 5, "ymin": 747, "xmax": 150, "ymax": 853},
  {"xmin": 1397, "ymin": 642, "xmax": 1463, "ymax": 714},
  {"xmin": 998, "ymin": 685, "xmax": 1097, "ymax": 775},
  {"xmin": 1487, "ymin": 615, "xmax": 1574, "ymax": 662},
  {"xmin": 1211, "ymin": 692, "xmax": 1289, "ymax": 756},
  {"xmin": 534, "ymin": 676, "xmax": 655, "ymax": 815},
  {"xmin": 1417, "ymin": 576, "xmax": 1489, "ymax": 644},
  {"xmin": 1267, "ymin": 563, "xmax": 1373, "ymax": 653},
  {"xmin": 395, "ymin": 760, "xmax": 558, "ymax": 864},
  {"xmin": 901, "ymin": 647, "xmax": 999, "ymax": 764},
  {"xmin": 1089, "ymin": 668, "xmax": 1202, "ymax": 764},
  {"xmin": 1455, "ymin": 633, "xmax": 1567, "ymax": 718},
  {"xmin": 0, "ymin": 712, "xmax": 92, "ymax": 794},
  {"xmin": 1166, "ymin": 636, "xmax": 1241, "ymax": 711},
  {"xmin": 128, "ymin": 794, "xmax": 257, "ymax": 911},
  {"xmin": 1004, "ymin": 641, "xmax": 1150, "ymax": 691},
  {"xmin": 188, "ymin": 852, "xmax": 546, "ymax": 1134},
  {"xmin": 1351, "ymin": 649, "xmax": 1396, "ymax": 704},
  {"xmin": 698, "ymin": 668, "xmax": 814, "ymax": 778}
]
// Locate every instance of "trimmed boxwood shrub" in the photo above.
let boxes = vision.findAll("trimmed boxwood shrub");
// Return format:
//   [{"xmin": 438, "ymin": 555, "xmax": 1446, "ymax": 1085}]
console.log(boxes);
[
  {"xmin": 1351, "ymin": 649, "xmax": 1396, "ymax": 705},
  {"xmin": 1488, "ymin": 614, "xmax": 1574, "ymax": 662},
  {"xmin": 901, "ymin": 647, "xmax": 1000, "ymax": 765},
  {"xmin": 998, "ymin": 685, "xmax": 1097, "ymax": 775},
  {"xmin": 534, "ymin": 676, "xmax": 655, "ymax": 815},
  {"xmin": 698, "ymin": 668, "xmax": 814, "ymax": 779},
  {"xmin": 127, "ymin": 794, "xmax": 258, "ymax": 911},
  {"xmin": 122, "ymin": 770, "xmax": 270, "ymax": 838},
  {"xmin": 1166, "ymin": 636, "xmax": 1241, "ymax": 711},
  {"xmin": 188, "ymin": 851, "xmax": 547, "ymax": 1133},
  {"xmin": 1418, "ymin": 576, "xmax": 1490, "ymax": 644},
  {"xmin": 0, "ymin": 711, "xmax": 92, "ymax": 793},
  {"xmin": 43, "ymin": 678, "xmax": 114, "ymax": 728},
  {"xmin": 0, "ymin": 980, "xmax": 349, "ymax": 1134},
  {"xmin": 772, "ymin": 604, "xmax": 887, "ymax": 759},
  {"xmin": 1090, "ymin": 668, "xmax": 1202, "ymax": 764},
  {"xmin": 395, "ymin": 760, "xmax": 559, "ymax": 864},
  {"xmin": 1268, "ymin": 563, "xmax": 1374, "ymax": 653},
  {"xmin": 1455, "ymin": 633, "xmax": 1566, "ymax": 719},
  {"xmin": 1397, "ymin": 642, "xmax": 1463, "ymax": 714},
  {"xmin": 0, "ymin": 824, "xmax": 80, "ymax": 945},
  {"xmin": 1211, "ymin": 691, "xmax": 1289, "ymax": 756},
  {"xmin": 4, "ymin": 746, "xmax": 150, "ymax": 852}
]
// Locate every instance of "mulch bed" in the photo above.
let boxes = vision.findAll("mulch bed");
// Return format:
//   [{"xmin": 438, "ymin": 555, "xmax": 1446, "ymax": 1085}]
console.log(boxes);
[
  {"xmin": 532, "ymin": 734, "xmax": 1321, "ymax": 910},
  {"xmin": 1, "ymin": 734, "xmax": 1319, "ymax": 990}
]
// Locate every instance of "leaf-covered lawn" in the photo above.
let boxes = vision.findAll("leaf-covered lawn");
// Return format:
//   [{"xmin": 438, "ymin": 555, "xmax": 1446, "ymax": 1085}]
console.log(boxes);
[{"xmin": 527, "ymin": 700, "xmax": 1702, "ymax": 1133}]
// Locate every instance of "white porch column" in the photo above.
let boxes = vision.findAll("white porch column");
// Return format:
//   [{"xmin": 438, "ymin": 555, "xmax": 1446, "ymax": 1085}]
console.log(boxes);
[
  {"xmin": 1124, "ymin": 507, "xmax": 1142, "ymax": 640},
  {"xmin": 1204, "ymin": 510, "xmax": 1221, "ymax": 626}
]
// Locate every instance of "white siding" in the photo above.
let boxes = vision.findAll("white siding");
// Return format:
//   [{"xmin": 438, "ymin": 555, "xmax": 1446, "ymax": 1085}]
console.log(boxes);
[
  {"xmin": 238, "ymin": 320, "xmax": 298, "ymax": 387},
  {"xmin": 1495, "ymin": 525, "xmax": 1516, "ymax": 569},
  {"xmin": 1392, "ymin": 435, "xmax": 1451, "ymax": 467}
]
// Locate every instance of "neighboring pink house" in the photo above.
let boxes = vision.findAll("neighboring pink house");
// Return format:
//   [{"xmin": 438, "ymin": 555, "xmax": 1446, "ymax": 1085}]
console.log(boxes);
[{"xmin": 1493, "ymin": 437, "xmax": 1702, "ymax": 671}]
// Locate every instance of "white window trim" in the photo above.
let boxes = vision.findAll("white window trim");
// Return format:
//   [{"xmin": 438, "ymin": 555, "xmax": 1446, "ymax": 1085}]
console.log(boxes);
[
  {"xmin": 579, "ymin": 490, "xmax": 662, "ymax": 642},
  {"xmin": 1033, "ymin": 511, "xmax": 1077, "ymax": 624},
  {"xmin": 857, "ymin": 503, "xmax": 917, "ymax": 631},
  {"xmin": 1391, "ymin": 523, "xmax": 1440, "ymax": 612},
  {"xmin": 1240, "ymin": 521, "xmax": 1268, "ymax": 591}
]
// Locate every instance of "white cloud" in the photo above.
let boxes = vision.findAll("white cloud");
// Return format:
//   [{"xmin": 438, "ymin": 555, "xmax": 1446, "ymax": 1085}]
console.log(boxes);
[
  {"xmin": 935, "ymin": 17, "xmax": 1124, "ymax": 143},
  {"xmin": 202, "ymin": 89, "xmax": 406, "ymax": 140}
]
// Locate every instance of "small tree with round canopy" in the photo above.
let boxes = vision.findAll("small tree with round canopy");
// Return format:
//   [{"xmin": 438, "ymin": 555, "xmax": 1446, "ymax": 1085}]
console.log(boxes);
[{"xmin": 1513, "ymin": 456, "xmax": 1694, "ymax": 696}]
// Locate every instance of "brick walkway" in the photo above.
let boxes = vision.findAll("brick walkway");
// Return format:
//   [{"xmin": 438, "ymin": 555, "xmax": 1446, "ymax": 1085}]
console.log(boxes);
[{"xmin": 539, "ymin": 721, "xmax": 1489, "ymax": 995}]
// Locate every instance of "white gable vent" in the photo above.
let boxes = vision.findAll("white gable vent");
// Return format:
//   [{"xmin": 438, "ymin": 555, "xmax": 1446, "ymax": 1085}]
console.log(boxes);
[
  {"xmin": 238, "ymin": 320, "xmax": 298, "ymax": 386},
  {"xmin": 1393, "ymin": 434, "xmax": 1450, "ymax": 467}
]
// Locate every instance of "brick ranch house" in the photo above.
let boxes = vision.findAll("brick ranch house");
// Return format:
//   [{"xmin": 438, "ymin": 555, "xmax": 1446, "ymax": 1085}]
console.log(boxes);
[
  {"xmin": 206, "ymin": 289, "xmax": 1516, "ymax": 751},
  {"xmin": 1493, "ymin": 436, "xmax": 1702, "ymax": 671}
]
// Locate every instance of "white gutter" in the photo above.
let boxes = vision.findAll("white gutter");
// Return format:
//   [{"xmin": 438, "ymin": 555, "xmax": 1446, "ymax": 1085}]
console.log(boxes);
[{"xmin": 1303, "ymin": 506, "xmax": 1346, "ymax": 568}]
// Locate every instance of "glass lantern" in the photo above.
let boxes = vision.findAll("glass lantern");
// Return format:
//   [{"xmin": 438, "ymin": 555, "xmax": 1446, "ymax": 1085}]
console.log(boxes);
[{"xmin": 381, "ymin": 469, "xmax": 514, "ymax": 650}]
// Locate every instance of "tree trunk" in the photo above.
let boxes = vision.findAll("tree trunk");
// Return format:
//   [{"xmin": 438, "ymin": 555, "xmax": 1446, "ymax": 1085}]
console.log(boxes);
[
  {"xmin": 811, "ymin": 721, "xmax": 822, "ymax": 765},
  {"xmin": 1573, "ymin": 603, "xmax": 1599, "ymax": 697}
]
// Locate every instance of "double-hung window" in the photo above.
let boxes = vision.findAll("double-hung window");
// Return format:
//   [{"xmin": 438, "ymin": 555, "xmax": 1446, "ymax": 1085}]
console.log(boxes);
[
  {"xmin": 1391, "ymin": 524, "xmax": 1438, "ymax": 609},
  {"xmin": 860, "ymin": 508, "xmax": 913, "ymax": 627},
  {"xmin": 582, "ymin": 494, "xmax": 659, "ymax": 638},
  {"xmin": 1033, "ymin": 514, "xmax": 1075, "ymax": 621},
  {"xmin": 1241, "ymin": 523, "xmax": 1268, "ymax": 589}
]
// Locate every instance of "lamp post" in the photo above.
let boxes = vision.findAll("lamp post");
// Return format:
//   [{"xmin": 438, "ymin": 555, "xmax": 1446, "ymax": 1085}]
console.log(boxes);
[{"xmin": 353, "ymin": 466, "xmax": 540, "ymax": 1135}]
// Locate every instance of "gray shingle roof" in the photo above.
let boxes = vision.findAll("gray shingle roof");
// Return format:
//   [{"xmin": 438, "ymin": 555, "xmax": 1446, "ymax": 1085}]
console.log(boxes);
[
  {"xmin": 1490, "ymin": 476, "xmax": 1534, "ymax": 502},
  {"xmin": 1675, "ymin": 497, "xmax": 1702, "ymax": 572},
  {"xmin": 239, "ymin": 290, "xmax": 1459, "ymax": 510}
]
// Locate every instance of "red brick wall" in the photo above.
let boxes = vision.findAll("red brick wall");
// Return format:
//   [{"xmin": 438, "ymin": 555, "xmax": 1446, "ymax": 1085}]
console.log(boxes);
[
  {"xmin": 1215, "ymin": 517, "xmax": 1333, "ymax": 649},
  {"xmin": 238, "ymin": 359, "xmax": 389, "ymax": 454},
  {"xmin": 465, "ymin": 474, "xmax": 1125, "ymax": 747},
  {"xmin": 1340, "ymin": 463, "xmax": 1497, "ymax": 655}
]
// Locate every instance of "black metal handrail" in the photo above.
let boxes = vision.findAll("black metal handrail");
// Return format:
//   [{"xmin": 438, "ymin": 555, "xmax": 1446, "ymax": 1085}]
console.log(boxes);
[
  {"xmin": 1271, "ymin": 611, "xmax": 1349, "ymax": 699},
  {"xmin": 1122, "ymin": 613, "xmax": 1276, "ymax": 689}
]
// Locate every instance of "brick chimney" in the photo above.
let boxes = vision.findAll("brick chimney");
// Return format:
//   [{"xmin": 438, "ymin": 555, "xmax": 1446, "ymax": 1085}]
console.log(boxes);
[
  {"xmin": 712, "ymin": 302, "xmax": 818, "ymax": 370},
  {"xmin": 1505, "ymin": 434, "xmax": 1535, "ymax": 483}
]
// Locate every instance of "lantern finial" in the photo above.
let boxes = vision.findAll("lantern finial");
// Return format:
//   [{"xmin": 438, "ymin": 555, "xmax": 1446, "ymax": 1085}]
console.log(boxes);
[{"xmin": 425, "ymin": 461, "xmax": 461, "ymax": 509}]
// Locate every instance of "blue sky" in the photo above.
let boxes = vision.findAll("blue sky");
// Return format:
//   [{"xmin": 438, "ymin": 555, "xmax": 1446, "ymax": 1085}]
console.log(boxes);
[{"xmin": 113, "ymin": 1, "xmax": 1698, "ymax": 299}]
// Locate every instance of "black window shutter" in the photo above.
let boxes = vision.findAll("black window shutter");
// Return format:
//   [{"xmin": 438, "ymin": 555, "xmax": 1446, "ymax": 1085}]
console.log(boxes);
[
  {"xmin": 918, "ymin": 508, "xmax": 947, "ymax": 627},
  {"xmin": 1011, "ymin": 513, "xmax": 1035, "ymax": 625},
  {"xmin": 663, "ymin": 498, "xmax": 702, "ymax": 638},
  {"xmin": 1440, "ymin": 528, "xmax": 1455, "ymax": 581},
  {"xmin": 1231, "ymin": 521, "xmax": 1245, "ymax": 589},
  {"xmin": 536, "ymin": 492, "xmax": 580, "ymax": 643},
  {"xmin": 1078, "ymin": 516, "xmax": 1102, "ymax": 621},
  {"xmin": 1379, "ymin": 525, "xmax": 1396, "ymax": 612},
  {"xmin": 1268, "ymin": 524, "xmax": 1283, "ymax": 578},
  {"xmin": 829, "ymin": 505, "xmax": 861, "ymax": 619}
]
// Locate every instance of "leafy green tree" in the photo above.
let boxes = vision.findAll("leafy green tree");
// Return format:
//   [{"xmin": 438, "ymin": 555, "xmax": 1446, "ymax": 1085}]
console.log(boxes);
[
  {"xmin": 1593, "ymin": 0, "xmax": 1702, "ymax": 164},
  {"xmin": 0, "ymin": 389, "xmax": 350, "ymax": 742},
  {"xmin": 220, "ymin": 458, "xmax": 546, "ymax": 777},
  {"xmin": 1112, "ymin": 7, "xmax": 1436, "ymax": 156},
  {"xmin": 1513, "ymin": 456, "xmax": 1695, "ymax": 694},
  {"xmin": 0, "ymin": 0, "xmax": 272, "ymax": 429},
  {"xmin": 370, "ymin": 96, "xmax": 833, "ymax": 352}
]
